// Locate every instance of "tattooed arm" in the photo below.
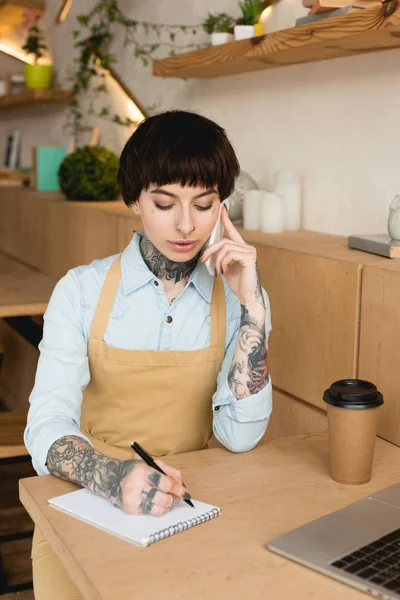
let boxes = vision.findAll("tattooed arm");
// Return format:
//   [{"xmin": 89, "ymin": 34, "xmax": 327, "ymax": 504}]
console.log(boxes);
[
  {"xmin": 46, "ymin": 436, "xmax": 187, "ymax": 515},
  {"xmin": 227, "ymin": 268, "xmax": 269, "ymax": 400}
]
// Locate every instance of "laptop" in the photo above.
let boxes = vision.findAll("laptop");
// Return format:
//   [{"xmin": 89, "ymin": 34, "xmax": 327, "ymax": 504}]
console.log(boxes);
[{"xmin": 267, "ymin": 483, "xmax": 400, "ymax": 599}]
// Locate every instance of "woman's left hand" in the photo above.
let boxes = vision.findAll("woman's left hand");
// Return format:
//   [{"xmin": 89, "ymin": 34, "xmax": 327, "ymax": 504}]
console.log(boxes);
[{"xmin": 200, "ymin": 205, "xmax": 263, "ymax": 307}]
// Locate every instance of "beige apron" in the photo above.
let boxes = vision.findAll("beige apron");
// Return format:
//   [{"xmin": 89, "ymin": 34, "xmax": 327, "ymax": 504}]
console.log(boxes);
[{"xmin": 32, "ymin": 255, "xmax": 226, "ymax": 600}]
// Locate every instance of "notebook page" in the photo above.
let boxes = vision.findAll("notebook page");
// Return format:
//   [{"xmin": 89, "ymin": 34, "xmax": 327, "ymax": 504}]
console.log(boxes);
[{"xmin": 49, "ymin": 488, "xmax": 220, "ymax": 547}]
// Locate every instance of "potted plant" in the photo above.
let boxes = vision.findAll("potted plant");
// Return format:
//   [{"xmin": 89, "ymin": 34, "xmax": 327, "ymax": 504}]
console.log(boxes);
[
  {"xmin": 58, "ymin": 146, "xmax": 120, "ymax": 201},
  {"xmin": 202, "ymin": 13, "xmax": 235, "ymax": 45},
  {"xmin": 234, "ymin": 0, "xmax": 264, "ymax": 40},
  {"xmin": 21, "ymin": 10, "xmax": 53, "ymax": 89}
]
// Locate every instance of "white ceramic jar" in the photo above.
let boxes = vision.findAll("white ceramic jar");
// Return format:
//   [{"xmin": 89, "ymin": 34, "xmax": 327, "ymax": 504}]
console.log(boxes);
[
  {"xmin": 243, "ymin": 190, "xmax": 264, "ymax": 230},
  {"xmin": 261, "ymin": 192, "xmax": 285, "ymax": 233},
  {"xmin": 274, "ymin": 171, "xmax": 302, "ymax": 231}
]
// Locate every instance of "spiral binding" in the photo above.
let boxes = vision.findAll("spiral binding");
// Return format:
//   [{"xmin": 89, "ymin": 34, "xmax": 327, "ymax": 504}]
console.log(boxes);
[{"xmin": 149, "ymin": 507, "xmax": 220, "ymax": 544}]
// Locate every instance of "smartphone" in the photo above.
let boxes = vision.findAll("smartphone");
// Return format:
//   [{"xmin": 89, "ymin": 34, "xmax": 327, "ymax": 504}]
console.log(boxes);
[{"xmin": 205, "ymin": 199, "xmax": 229, "ymax": 276}]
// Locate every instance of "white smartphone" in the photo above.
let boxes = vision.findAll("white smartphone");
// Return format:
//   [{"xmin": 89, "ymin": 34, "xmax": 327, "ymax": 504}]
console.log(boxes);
[{"xmin": 205, "ymin": 199, "xmax": 229, "ymax": 277}]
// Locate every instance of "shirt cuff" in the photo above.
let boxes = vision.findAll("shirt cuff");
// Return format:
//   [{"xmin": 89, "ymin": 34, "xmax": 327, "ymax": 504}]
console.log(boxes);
[
  {"xmin": 212, "ymin": 376, "xmax": 273, "ymax": 423},
  {"xmin": 25, "ymin": 425, "xmax": 93, "ymax": 476}
]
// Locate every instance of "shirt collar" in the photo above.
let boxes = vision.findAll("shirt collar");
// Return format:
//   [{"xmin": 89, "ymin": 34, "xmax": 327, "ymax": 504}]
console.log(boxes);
[{"xmin": 121, "ymin": 232, "xmax": 214, "ymax": 303}]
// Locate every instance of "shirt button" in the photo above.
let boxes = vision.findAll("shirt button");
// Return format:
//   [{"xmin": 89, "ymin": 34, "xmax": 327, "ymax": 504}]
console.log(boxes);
[
  {"xmin": 166, "ymin": 316, "xmax": 173, "ymax": 323},
  {"xmin": 154, "ymin": 280, "xmax": 159, "ymax": 287}
]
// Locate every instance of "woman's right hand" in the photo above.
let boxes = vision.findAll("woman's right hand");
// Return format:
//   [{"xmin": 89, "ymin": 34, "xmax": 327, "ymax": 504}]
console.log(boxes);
[
  {"xmin": 113, "ymin": 458, "xmax": 187, "ymax": 516},
  {"xmin": 46, "ymin": 436, "xmax": 187, "ymax": 516}
]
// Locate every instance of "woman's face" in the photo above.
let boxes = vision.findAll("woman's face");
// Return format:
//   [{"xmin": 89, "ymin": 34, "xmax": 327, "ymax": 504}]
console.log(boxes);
[{"xmin": 132, "ymin": 183, "xmax": 221, "ymax": 261}]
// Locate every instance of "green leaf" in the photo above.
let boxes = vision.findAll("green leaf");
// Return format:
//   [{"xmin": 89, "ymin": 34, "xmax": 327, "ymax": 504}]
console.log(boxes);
[{"xmin": 76, "ymin": 14, "xmax": 89, "ymax": 26}]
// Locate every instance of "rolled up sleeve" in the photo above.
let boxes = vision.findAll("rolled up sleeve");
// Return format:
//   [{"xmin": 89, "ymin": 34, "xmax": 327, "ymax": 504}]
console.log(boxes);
[
  {"xmin": 24, "ymin": 270, "xmax": 92, "ymax": 475},
  {"xmin": 212, "ymin": 288, "xmax": 273, "ymax": 453}
]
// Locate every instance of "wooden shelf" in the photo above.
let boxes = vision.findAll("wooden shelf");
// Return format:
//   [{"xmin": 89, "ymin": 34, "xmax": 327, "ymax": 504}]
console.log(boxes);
[
  {"xmin": 0, "ymin": 89, "xmax": 74, "ymax": 109},
  {"xmin": 153, "ymin": 2, "xmax": 400, "ymax": 78},
  {"xmin": 0, "ymin": 0, "xmax": 44, "ymax": 35}
]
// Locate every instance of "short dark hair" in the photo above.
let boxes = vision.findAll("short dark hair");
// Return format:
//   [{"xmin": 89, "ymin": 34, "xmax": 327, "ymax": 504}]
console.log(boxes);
[{"xmin": 118, "ymin": 110, "xmax": 240, "ymax": 207}]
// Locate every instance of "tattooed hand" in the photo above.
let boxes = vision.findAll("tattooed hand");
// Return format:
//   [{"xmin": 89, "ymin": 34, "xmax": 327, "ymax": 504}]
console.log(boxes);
[
  {"xmin": 117, "ymin": 458, "xmax": 186, "ymax": 516},
  {"xmin": 200, "ymin": 205, "xmax": 264, "ymax": 308},
  {"xmin": 46, "ymin": 436, "xmax": 186, "ymax": 516}
]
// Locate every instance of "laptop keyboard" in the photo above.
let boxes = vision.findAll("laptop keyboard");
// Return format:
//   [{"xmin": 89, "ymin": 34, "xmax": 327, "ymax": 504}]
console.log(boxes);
[{"xmin": 331, "ymin": 528, "xmax": 400, "ymax": 593}]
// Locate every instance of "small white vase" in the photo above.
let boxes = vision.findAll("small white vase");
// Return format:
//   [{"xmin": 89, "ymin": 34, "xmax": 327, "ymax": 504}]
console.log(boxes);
[
  {"xmin": 234, "ymin": 25, "xmax": 255, "ymax": 40},
  {"xmin": 261, "ymin": 192, "xmax": 285, "ymax": 233},
  {"xmin": 210, "ymin": 32, "xmax": 234, "ymax": 45},
  {"xmin": 274, "ymin": 171, "xmax": 302, "ymax": 231},
  {"xmin": 243, "ymin": 189, "xmax": 264, "ymax": 230},
  {"xmin": 388, "ymin": 195, "xmax": 400, "ymax": 240}
]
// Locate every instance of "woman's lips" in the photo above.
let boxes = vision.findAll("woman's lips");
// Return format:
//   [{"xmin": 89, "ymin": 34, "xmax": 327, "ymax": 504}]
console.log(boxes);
[{"xmin": 167, "ymin": 240, "xmax": 198, "ymax": 253}]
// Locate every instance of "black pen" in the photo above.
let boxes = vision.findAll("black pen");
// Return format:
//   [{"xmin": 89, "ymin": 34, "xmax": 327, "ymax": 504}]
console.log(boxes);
[{"xmin": 130, "ymin": 441, "xmax": 194, "ymax": 508}]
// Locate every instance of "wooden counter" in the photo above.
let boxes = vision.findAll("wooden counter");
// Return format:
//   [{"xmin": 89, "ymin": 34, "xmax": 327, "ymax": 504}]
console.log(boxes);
[
  {"xmin": 0, "ymin": 189, "xmax": 393, "ymax": 277},
  {"xmin": 19, "ymin": 433, "xmax": 400, "ymax": 600},
  {"xmin": 2, "ymin": 189, "xmax": 400, "ymax": 445}
]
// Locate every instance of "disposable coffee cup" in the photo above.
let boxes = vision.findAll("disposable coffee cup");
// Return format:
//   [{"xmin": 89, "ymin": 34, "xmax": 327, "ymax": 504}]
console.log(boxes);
[{"xmin": 323, "ymin": 379, "xmax": 383, "ymax": 485}]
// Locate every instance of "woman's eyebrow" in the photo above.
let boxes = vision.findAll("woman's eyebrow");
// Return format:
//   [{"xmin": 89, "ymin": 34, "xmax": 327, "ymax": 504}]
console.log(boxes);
[
  {"xmin": 150, "ymin": 188, "xmax": 178, "ymax": 198},
  {"xmin": 150, "ymin": 188, "xmax": 218, "ymax": 199},
  {"xmin": 193, "ymin": 188, "xmax": 218, "ymax": 199}
]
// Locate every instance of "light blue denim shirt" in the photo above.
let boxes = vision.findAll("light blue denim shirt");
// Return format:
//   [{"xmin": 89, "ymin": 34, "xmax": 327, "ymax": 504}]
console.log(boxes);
[{"xmin": 25, "ymin": 232, "xmax": 273, "ymax": 475}]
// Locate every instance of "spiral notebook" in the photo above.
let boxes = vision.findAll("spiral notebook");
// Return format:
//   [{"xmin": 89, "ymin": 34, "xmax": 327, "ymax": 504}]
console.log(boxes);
[{"xmin": 48, "ymin": 488, "xmax": 220, "ymax": 547}]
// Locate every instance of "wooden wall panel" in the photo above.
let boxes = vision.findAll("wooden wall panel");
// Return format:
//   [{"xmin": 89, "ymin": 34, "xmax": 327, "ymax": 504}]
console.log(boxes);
[
  {"xmin": 0, "ymin": 189, "xmax": 141, "ymax": 278},
  {"xmin": 0, "ymin": 188, "xmax": 46, "ymax": 269},
  {"xmin": 263, "ymin": 389, "xmax": 328, "ymax": 443},
  {"xmin": 359, "ymin": 264, "xmax": 400, "ymax": 446},
  {"xmin": 256, "ymin": 244, "xmax": 362, "ymax": 410},
  {"xmin": 42, "ymin": 201, "xmax": 123, "ymax": 278}
]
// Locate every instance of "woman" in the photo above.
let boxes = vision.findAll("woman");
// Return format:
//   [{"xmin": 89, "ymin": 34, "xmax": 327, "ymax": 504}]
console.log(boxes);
[{"xmin": 25, "ymin": 110, "xmax": 272, "ymax": 599}]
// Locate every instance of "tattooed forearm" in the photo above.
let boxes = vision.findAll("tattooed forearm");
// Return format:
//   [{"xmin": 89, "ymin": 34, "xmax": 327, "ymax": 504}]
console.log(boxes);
[
  {"xmin": 46, "ymin": 436, "xmax": 139, "ymax": 508},
  {"xmin": 140, "ymin": 235, "xmax": 198, "ymax": 283},
  {"xmin": 228, "ymin": 303, "xmax": 269, "ymax": 399}
]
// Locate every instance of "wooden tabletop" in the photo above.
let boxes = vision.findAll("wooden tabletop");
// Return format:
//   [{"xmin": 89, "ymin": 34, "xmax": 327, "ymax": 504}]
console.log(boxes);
[
  {"xmin": 0, "ymin": 253, "xmax": 56, "ymax": 317},
  {"xmin": 19, "ymin": 433, "xmax": 400, "ymax": 600}
]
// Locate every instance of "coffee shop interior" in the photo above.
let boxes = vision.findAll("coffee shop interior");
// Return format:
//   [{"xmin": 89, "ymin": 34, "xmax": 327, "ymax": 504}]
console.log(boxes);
[{"xmin": 2, "ymin": 0, "xmax": 400, "ymax": 598}]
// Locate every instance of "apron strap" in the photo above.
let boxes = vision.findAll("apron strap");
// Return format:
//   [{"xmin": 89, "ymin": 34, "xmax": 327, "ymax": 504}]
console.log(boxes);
[
  {"xmin": 210, "ymin": 276, "xmax": 226, "ymax": 348},
  {"xmin": 90, "ymin": 255, "xmax": 122, "ymax": 341}
]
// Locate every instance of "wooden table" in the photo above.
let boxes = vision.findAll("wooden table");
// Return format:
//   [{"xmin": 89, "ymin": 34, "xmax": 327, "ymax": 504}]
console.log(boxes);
[
  {"xmin": 19, "ymin": 433, "xmax": 400, "ymax": 600},
  {"xmin": 0, "ymin": 253, "xmax": 56, "ymax": 318}
]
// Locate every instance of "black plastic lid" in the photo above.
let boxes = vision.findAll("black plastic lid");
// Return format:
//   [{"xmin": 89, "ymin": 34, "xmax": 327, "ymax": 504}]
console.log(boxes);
[{"xmin": 323, "ymin": 379, "xmax": 384, "ymax": 409}]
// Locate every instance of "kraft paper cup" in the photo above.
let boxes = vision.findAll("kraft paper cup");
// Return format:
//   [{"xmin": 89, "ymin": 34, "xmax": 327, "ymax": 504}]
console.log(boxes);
[{"xmin": 323, "ymin": 379, "xmax": 383, "ymax": 485}]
